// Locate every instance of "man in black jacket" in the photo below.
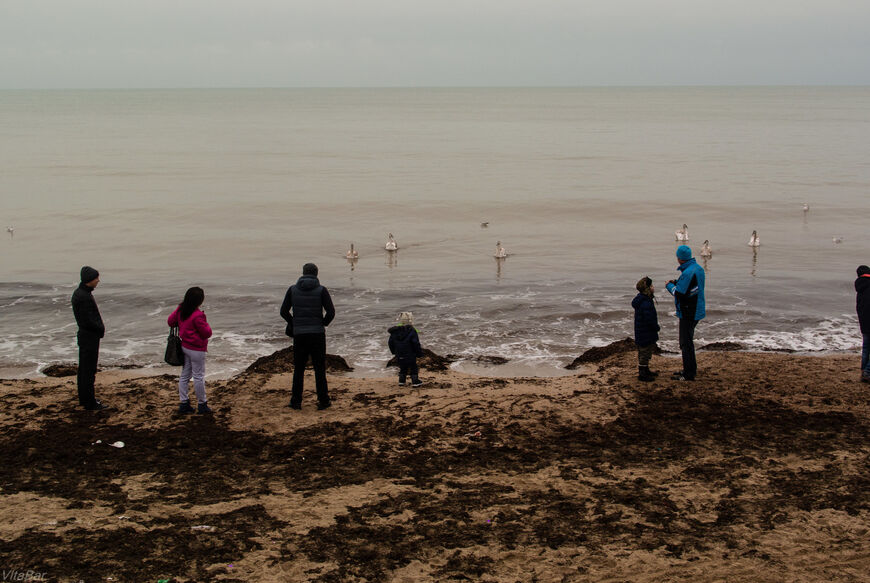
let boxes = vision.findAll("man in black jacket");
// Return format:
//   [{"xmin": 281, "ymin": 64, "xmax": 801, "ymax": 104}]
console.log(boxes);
[
  {"xmin": 71, "ymin": 266, "xmax": 108, "ymax": 410},
  {"xmin": 280, "ymin": 263, "xmax": 336, "ymax": 410},
  {"xmin": 857, "ymin": 265, "xmax": 870, "ymax": 382}
]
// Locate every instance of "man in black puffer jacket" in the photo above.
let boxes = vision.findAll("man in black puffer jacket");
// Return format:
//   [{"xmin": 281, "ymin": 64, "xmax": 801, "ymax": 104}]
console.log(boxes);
[
  {"xmin": 856, "ymin": 265, "xmax": 870, "ymax": 382},
  {"xmin": 280, "ymin": 263, "xmax": 336, "ymax": 410},
  {"xmin": 71, "ymin": 266, "xmax": 108, "ymax": 410}
]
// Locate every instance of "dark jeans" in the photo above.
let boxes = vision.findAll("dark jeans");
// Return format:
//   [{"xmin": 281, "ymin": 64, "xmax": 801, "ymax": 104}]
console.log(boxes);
[
  {"xmin": 862, "ymin": 333, "xmax": 870, "ymax": 376},
  {"xmin": 679, "ymin": 318, "xmax": 699, "ymax": 379},
  {"xmin": 398, "ymin": 357, "xmax": 420, "ymax": 384},
  {"xmin": 292, "ymin": 334, "xmax": 329, "ymax": 405},
  {"xmin": 77, "ymin": 334, "xmax": 100, "ymax": 407}
]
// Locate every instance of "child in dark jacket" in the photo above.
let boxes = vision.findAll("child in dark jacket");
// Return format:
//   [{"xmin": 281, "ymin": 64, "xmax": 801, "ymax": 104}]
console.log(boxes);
[
  {"xmin": 388, "ymin": 312, "xmax": 424, "ymax": 387},
  {"xmin": 632, "ymin": 276, "xmax": 660, "ymax": 382}
]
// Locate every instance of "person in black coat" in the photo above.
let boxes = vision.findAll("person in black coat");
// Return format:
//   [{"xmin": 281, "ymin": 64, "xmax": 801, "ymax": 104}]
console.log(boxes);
[
  {"xmin": 856, "ymin": 265, "xmax": 870, "ymax": 382},
  {"xmin": 388, "ymin": 312, "xmax": 424, "ymax": 387},
  {"xmin": 632, "ymin": 276, "xmax": 660, "ymax": 382},
  {"xmin": 280, "ymin": 263, "xmax": 336, "ymax": 410},
  {"xmin": 71, "ymin": 266, "xmax": 108, "ymax": 410}
]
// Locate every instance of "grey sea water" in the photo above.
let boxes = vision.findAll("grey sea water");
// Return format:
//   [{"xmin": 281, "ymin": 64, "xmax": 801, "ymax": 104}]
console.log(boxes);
[{"xmin": 1, "ymin": 87, "xmax": 868, "ymax": 377}]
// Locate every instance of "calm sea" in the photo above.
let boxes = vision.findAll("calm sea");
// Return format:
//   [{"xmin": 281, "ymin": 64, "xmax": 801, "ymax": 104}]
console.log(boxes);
[{"xmin": 1, "ymin": 87, "xmax": 868, "ymax": 377}]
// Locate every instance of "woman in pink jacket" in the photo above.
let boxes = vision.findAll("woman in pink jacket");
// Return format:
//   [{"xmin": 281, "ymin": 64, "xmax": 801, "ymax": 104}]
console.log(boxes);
[{"xmin": 167, "ymin": 287, "xmax": 213, "ymax": 414}]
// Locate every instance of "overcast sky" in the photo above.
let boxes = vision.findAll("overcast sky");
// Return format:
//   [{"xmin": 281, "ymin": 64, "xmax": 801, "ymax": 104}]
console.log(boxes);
[{"xmin": 2, "ymin": 0, "xmax": 869, "ymax": 89}]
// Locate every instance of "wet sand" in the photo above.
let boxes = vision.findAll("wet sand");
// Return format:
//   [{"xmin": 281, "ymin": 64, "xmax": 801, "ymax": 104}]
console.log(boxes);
[{"xmin": 1, "ymin": 351, "xmax": 868, "ymax": 582}]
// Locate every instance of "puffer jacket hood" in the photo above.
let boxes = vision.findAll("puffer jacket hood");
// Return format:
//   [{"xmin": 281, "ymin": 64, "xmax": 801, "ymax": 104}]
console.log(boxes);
[{"xmin": 296, "ymin": 275, "xmax": 320, "ymax": 291}]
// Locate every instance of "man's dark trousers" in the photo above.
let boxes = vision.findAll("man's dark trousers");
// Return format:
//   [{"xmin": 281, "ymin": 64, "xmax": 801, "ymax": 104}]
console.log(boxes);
[
  {"xmin": 679, "ymin": 318, "xmax": 699, "ymax": 380},
  {"xmin": 292, "ymin": 333, "xmax": 329, "ymax": 406},
  {"xmin": 77, "ymin": 333, "xmax": 100, "ymax": 406}
]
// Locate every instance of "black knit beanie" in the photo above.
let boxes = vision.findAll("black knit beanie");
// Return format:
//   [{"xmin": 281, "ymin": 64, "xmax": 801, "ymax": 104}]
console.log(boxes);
[{"xmin": 80, "ymin": 266, "xmax": 100, "ymax": 283}]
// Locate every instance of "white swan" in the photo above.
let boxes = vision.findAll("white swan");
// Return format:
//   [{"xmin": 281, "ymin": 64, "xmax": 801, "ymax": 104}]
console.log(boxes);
[
  {"xmin": 748, "ymin": 230, "xmax": 760, "ymax": 247},
  {"xmin": 675, "ymin": 224, "xmax": 689, "ymax": 242},
  {"xmin": 700, "ymin": 240, "xmax": 712, "ymax": 258},
  {"xmin": 345, "ymin": 243, "xmax": 359, "ymax": 259},
  {"xmin": 494, "ymin": 241, "xmax": 507, "ymax": 258},
  {"xmin": 384, "ymin": 233, "xmax": 398, "ymax": 251}
]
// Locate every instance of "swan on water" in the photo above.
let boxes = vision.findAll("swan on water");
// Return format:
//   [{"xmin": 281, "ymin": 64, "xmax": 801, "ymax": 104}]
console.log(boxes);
[
  {"xmin": 345, "ymin": 243, "xmax": 359, "ymax": 259},
  {"xmin": 700, "ymin": 240, "xmax": 712, "ymax": 258},
  {"xmin": 675, "ymin": 224, "xmax": 689, "ymax": 241},
  {"xmin": 494, "ymin": 241, "xmax": 507, "ymax": 258},
  {"xmin": 385, "ymin": 233, "xmax": 398, "ymax": 251},
  {"xmin": 748, "ymin": 230, "xmax": 760, "ymax": 247}
]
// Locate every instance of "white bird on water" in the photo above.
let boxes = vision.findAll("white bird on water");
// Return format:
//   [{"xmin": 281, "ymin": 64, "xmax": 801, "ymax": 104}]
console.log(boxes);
[
  {"xmin": 675, "ymin": 224, "xmax": 689, "ymax": 242},
  {"xmin": 748, "ymin": 230, "xmax": 760, "ymax": 247},
  {"xmin": 700, "ymin": 240, "xmax": 712, "ymax": 258},
  {"xmin": 832, "ymin": 236, "xmax": 843, "ymax": 244},
  {"xmin": 345, "ymin": 243, "xmax": 359, "ymax": 259},
  {"xmin": 803, "ymin": 203, "xmax": 810, "ymax": 212},
  {"xmin": 6, "ymin": 226, "xmax": 13, "ymax": 238},
  {"xmin": 494, "ymin": 241, "xmax": 507, "ymax": 258},
  {"xmin": 385, "ymin": 233, "xmax": 398, "ymax": 251}
]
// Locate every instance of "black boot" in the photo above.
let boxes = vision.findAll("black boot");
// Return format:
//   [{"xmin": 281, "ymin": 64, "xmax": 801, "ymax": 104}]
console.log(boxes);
[{"xmin": 638, "ymin": 366, "xmax": 656, "ymax": 382}]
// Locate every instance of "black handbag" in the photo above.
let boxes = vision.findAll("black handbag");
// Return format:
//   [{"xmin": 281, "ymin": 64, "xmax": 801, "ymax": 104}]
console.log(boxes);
[{"xmin": 164, "ymin": 326, "xmax": 184, "ymax": 366}]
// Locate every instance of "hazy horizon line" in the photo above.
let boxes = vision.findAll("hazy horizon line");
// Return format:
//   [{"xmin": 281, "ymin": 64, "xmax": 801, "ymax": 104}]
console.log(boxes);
[{"xmin": 2, "ymin": 83, "xmax": 869, "ymax": 92}]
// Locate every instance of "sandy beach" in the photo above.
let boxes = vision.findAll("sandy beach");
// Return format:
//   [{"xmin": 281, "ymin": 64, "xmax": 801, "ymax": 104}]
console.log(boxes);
[{"xmin": 1, "ymin": 348, "xmax": 869, "ymax": 582}]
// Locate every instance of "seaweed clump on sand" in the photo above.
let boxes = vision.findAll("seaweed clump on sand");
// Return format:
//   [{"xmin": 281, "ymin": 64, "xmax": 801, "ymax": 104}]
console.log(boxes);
[
  {"xmin": 387, "ymin": 348, "xmax": 454, "ymax": 371},
  {"xmin": 244, "ymin": 346, "xmax": 353, "ymax": 374},
  {"xmin": 566, "ymin": 337, "xmax": 662, "ymax": 369},
  {"xmin": 41, "ymin": 363, "xmax": 79, "ymax": 377}
]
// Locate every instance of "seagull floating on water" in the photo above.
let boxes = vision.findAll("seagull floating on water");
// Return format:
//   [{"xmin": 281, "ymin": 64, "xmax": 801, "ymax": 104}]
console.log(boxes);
[
  {"xmin": 480, "ymin": 221, "xmax": 489, "ymax": 228},
  {"xmin": 832, "ymin": 236, "xmax": 843, "ymax": 244},
  {"xmin": 345, "ymin": 243, "xmax": 359, "ymax": 260},
  {"xmin": 803, "ymin": 203, "xmax": 810, "ymax": 212},
  {"xmin": 700, "ymin": 240, "xmax": 712, "ymax": 258},
  {"xmin": 6, "ymin": 226, "xmax": 13, "ymax": 238},
  {"xmin": 384, "ymin": 233, "xmax": 398, "ymax": 251},
  {"xmin": 494, "ymin": 241, "xmax": 507, "ymax": 258},
  {"xmin": 675, "ymin": 224, "xmax": 689, "ymax": 242},
  {"xmin": 748, "ymin": 230, "xmax": 760, "ymax": 247}
]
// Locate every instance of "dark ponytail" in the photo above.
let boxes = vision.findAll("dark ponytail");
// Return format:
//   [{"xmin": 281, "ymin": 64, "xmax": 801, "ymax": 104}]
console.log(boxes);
[{"xmin": 179, "ymin": 287, "xmax": 204, "ymax": 321}]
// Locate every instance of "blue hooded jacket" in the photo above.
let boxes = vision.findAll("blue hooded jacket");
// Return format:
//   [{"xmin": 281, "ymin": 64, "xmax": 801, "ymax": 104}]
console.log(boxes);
[{"xmin": 666, "ymin": 257, "xmax": 706, "ymax": 320}]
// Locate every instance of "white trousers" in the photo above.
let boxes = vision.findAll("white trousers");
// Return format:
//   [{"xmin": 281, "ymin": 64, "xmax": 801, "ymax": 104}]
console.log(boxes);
[{"xmin": 179, "ymin": 346, "xmax": 207, "ymax": 404}]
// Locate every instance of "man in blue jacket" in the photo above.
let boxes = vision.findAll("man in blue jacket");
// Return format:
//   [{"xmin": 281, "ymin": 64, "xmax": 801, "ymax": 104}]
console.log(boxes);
[
  {"xmin": 280, "ymin": 263, "xmax": 336, "ymax": 410},
  {"xmin": 666, "ymin": 245, "xmax": 705, "ymax": 381}
]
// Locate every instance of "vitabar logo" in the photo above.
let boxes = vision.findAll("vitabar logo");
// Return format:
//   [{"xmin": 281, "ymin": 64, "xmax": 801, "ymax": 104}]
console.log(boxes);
[{"xmin": 1, "ymin": 571, "xmax": 49, "ymax": 582}]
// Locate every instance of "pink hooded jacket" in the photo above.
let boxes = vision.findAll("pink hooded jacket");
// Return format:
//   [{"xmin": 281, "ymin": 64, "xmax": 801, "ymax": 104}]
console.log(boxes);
[{"xmin": 167, "ymin": 306, "xmax": 212, "ymax": 352}]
